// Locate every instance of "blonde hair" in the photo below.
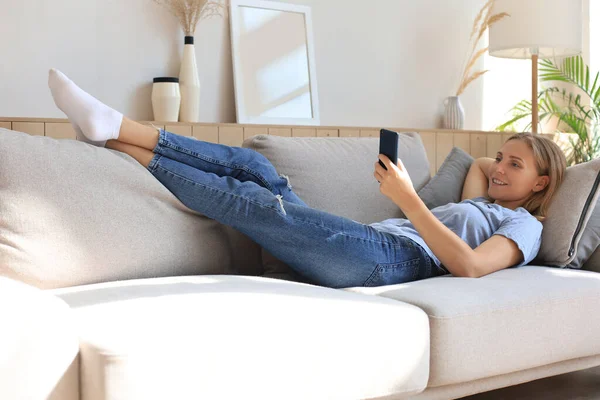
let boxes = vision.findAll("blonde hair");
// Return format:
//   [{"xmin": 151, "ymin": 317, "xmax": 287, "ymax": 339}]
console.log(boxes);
[{"xmin": 505, "ymin": 133, "xmax": 567, "ymax": 222}]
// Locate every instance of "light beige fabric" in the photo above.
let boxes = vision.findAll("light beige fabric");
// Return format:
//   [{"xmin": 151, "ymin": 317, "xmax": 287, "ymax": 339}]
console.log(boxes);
[
  {"xmin": 344, "ymin": 265, "xmax": 600, "ymax": 388},
  {"xmin": 0, "ymin": 128, "xmax": 262, "ymax": 289},
  {"xmin": 0, "ymin": 277, "xmax": 79, "ymax": 400},
  {"xmin": 535, "ymin": 158, "xmax": 600, "ymax": 266},
  {"xmin": 49, "ymin": 356, "xmax": 79, "ymax": 400},
  {"xmin": 51, "ymin": 275, "xmax": 430, "ymax": 400},
  {"xmin": 369, "ymin": 354, "xmax": 600, "ymax": 400},
  {"xmin": 583, "ymin": 243, "xmax": 600, "ymax": 273},
  {"xmin": 242, "ymin": 133, "xmax": 431, "ymax": 224}
]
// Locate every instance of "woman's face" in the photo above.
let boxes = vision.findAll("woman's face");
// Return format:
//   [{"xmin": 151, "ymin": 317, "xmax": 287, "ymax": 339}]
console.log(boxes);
[{"xmin": 486, "ymin": 140, "xmax": 549, "ymax": 209}]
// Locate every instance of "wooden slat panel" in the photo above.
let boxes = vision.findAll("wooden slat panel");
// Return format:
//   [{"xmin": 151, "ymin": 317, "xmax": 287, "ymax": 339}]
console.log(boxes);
[
  {"xmin": 244, "ymin": 127, "xmax": 268, "ymax": 140},
  {"xmin": 359, "ymin": 129, "xmax": 378, "ymax": 138},
  {"xmin": 0, "ymin": 117, "xmax": 67, "ymax": 123},
  {"xmin": 470, "ymin": 134, "xmax": 487, "ymax": 159},
  {"xmin": 317, "ymin": 129, "xmax": 338, "ymax": 137},
  {"xmin": 454, "ymin": 133, "xmax": 470, "ymax": 153},
  {"xmin": 45, "ymin": 123, "xmax": 76, "ymax": 140},
  {"xmin": 419, "ymin": 132, "xmax": 436, "ymax": 178},
  {"xmin": 339, "ymin": 129, "xmax": 360, "ymax": 137},
  {"xmin": 486, "ymin": 133, "xmax": 503, "ymax": 157},
  {"xmin": 219, "ymin": 126, "xmax": 244, "ymax": 147},
  {"xmin": 292, "ymin": 128, "xmax": 317, "ymax": 137},
  {"xmin": 4, "ymin": 118, "xmax": 558, "ymax": 166},
  {"xmin": 269, "ymin": 128, "xmax": 292, "ymax": 137},
  {"xmin": 435, "ymin": 132, "xmax": 454, "ymax": 172},
  {"xmin": 165, "ymin": 125, "xmax": 192, "ymax": 136},
  {"xmin": 13, "ymin": 122, "xmax": 44, "ymax": 136},
  {"xmin": 192, "ymin": 126, "xmax": 218, "ymax": 143}
]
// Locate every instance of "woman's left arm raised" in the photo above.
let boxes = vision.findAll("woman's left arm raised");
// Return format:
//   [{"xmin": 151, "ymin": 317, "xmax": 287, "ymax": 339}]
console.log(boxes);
[{"xmin": 374, "ymin": 155, "xmax": 522, "ymax": 278}]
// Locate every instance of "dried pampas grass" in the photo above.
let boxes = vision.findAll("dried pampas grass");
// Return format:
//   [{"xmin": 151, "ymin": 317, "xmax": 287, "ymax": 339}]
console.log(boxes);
[
  {"xmin": 152, "ymin": 0, "xmax": 227, "ymax": 36},
  {"xmin": 456, "ymin": 0, "xmax": 509, "ymax": 96}
]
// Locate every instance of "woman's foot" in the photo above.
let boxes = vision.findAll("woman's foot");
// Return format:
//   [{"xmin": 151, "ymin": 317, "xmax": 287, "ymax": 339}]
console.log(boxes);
[
  {"xmin": 72, "ymin": 123, "xmax": 107, "ymax": 147},
  {"xmin": 48, "ymin": 68, "xmax": 123, "ymax": 145}
]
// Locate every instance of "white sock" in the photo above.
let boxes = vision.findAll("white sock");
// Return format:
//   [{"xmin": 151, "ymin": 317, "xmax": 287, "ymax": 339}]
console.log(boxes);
[
  {"xmin": 48, "ymin": 68, "xmax": 123, "ymax": 143},
  {"xmin": 73, "ymin": 123, "xmax": 107, "ymax": 147}
]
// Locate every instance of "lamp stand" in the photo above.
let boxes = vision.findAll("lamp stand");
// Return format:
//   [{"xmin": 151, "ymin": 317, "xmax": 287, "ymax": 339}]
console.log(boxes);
[{"xmin": 532, "ymin": 53, "xmax": 539, "ymax": 134}]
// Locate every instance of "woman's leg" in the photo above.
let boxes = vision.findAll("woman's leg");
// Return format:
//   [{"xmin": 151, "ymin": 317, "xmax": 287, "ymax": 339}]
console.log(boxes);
[
  {"xmin": 116, "ymin": 117, "xmax": 160, "ymax": 151},
  {"xmin": 145, "ymin": 152, "xmax": 441, "ymax": 288},
  {"xmin": 114, "ymin": 119, "xmax": 306, "ymax": 206},
  {"xmin": 105, "ymin": 140, "xmax": 154, "ymax": 168},
  {"xmin": 47, "ymin": 69, "xmax": 302, "ymax": 205}
]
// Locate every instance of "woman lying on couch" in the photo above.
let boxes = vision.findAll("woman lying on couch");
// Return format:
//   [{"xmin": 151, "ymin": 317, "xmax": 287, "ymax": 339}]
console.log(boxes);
[{"xmin": 47, "ymin": 69, "xmax": 567, "ymax": 288}]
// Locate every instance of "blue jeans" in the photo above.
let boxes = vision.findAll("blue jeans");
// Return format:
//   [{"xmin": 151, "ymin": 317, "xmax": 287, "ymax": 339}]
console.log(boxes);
[{"xmin": 146, "ymin": 129, "xmax": 447, "ymax": 289}]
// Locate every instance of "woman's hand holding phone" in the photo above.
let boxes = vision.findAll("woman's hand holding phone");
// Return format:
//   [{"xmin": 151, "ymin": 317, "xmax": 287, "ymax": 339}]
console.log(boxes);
[
  {"xmin": 374, "ymin": 155, "xmax": 416, "ymax": 206},
  {"xmin": 374, "ymin": 128, "xmax": 417, "ymax": 206}
]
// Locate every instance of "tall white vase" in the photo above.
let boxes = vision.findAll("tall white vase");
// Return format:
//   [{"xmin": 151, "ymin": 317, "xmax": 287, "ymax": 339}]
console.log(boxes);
[
  {"xmin": 443, "ymin": 96, "xmax": 465, "ymax": 129},
  {"xmin": 179, "ymin": 36, "xmax": 201, "ymax": 122}
]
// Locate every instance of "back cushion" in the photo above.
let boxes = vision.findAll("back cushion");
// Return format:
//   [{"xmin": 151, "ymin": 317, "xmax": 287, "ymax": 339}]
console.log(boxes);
[
  {"xmin": 242, "ymin": 133, "xmax": 431, "ymax": 224},
  {"xmin": 582, "ymin": 245, "xmax": 600, "ymax": 273},
  {"xmin": 576, "ymin": 201, "xmax": 600, "ymax": 272},
  {"xmin": 0, "ymin": 128, "xmax": 262, "ymax": 289},
  {"xmin": 534, "ymin": 157, "xmax": 600, "ymax": 267}
]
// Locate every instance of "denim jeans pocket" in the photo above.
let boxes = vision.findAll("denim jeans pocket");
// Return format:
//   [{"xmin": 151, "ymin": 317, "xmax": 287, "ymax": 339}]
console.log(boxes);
[{"xmin": 363, "ymin": 258, "xmax": 422, "ymax": 287}]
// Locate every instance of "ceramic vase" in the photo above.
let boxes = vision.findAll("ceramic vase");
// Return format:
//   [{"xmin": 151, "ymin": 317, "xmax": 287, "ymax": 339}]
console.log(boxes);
[
  {"xmin": 179, "ymin": 36, "xmax": 201, "ymax": 122},
  {"xmin": 443, "ymin": 96, "xmax": 465, "ymax": 129},
  {"xmin": 151, "ymin": 77, "xmax": 181, "ymax": 122}
]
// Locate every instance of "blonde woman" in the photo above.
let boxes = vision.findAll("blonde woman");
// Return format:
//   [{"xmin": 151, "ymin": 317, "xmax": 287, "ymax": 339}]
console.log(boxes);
[{"xmin": 48, "ymin": 69, "xmax": 567, "ymax": 289}]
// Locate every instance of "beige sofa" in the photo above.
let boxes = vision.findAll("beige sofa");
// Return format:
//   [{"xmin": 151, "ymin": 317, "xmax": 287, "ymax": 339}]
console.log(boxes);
[{"xmin": 1, "ymin": 126, "xmax": 600, "ymax": 400}]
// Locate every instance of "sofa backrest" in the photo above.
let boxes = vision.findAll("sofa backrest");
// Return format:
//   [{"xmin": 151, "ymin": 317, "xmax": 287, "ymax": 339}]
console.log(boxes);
[
  {"xmin": 0, "ymin": 128, "xmax": 263, "ymax": 289},
  {"xmin": 242, "ymin": 133, "xmax": 431, "ymax": 224}
]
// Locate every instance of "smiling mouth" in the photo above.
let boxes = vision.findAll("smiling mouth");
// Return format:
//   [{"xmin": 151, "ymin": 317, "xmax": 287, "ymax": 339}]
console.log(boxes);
[{"xmin": 491, "ymin": 178, "xmax": 508, "ymax": 186}]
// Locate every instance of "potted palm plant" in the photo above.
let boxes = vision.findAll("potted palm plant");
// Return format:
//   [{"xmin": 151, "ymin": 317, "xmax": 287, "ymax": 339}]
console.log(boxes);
[{"xmin": 496, "ymin": 55, "xmax": 600, "ymax": 166}]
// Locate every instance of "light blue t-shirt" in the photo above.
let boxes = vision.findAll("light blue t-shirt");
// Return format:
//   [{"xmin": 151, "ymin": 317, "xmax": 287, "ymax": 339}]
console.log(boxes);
[{"xmin": 369, "ymin": 196, "xmax": 543, "ymax": 273}]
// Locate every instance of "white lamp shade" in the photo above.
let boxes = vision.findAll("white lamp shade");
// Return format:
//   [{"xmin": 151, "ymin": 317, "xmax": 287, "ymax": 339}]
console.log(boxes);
[{"xmin": 489, "ymin": 0, "xmax": 583, "ymax": 59}]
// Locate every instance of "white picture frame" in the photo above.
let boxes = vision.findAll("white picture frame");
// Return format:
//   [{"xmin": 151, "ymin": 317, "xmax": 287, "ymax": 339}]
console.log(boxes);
[{"xmin": 229, "ymin": 0, "xmax": 321, "ymax": 126}]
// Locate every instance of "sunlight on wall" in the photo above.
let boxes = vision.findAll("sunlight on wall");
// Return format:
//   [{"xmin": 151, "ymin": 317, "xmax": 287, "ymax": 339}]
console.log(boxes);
[
  {"xmin": 238, "ymin": 6, "xmax": 313, "ymax": 119},
  {"xmin": 482, "ymin": 54, "xmax": 531, "ymax": 132}
]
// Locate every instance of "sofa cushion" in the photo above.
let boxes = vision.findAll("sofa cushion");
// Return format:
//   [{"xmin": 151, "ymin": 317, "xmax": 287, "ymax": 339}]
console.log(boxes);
[
  {"xmin": 344, "ymin": 266, "xmax": 600, "ymax": 387},
  {"xmin": 417, "ymin": 146, "xmax": 474, "ymax": 209},
  {"xmin": 242, "ymin": 133, "xmax": 431, "ymax": 224},
  {"xmin": 0, "ymin": 277, "xmax": 79, "ymax": 400},
  {"xmin": 0, "ymin": 128, "xmax": 262, "ymax": 289},
  {"xmin": 51, "ymin": 275, "xmax": 430, "ymax": 400},
  {"xmin": 568, "ymin": 200, "xmax": 600, "ymax": 270},
  {"xmin": 534, "ymin": 157, "xmax": 600, "ymax": 267},
  {"xmin": 582, "ymin": 238, "xmax": 600, "ymax": 273}
]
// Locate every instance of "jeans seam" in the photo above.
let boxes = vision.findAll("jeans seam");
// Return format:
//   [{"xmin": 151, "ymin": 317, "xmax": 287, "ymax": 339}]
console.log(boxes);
[
  {"xmin": 158, "ymin": 133, "xmax": 276, "ymax": 193},
  {"xmin": 154, "ymin": 163, "xmax": 410, "ymax": 249},
  {"xmin": 330, "ymin": 231, "xmax": 414, "ymax": 247},
  {"xmin": 364, "ymin": 257, "xmax": 421, "ymax": 286},
  {"xmin": 148, "ymin": 153, "xmax": 161, "ymax": 173}
]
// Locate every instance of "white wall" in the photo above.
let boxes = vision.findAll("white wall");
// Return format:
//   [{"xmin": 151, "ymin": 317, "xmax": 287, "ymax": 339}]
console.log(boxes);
[
  {"xmin": 588, "ymin": 0, "xmax": 599, "ymax": 72},
  {"xmin": 0, "ymin": 0, "xmax": 487, "ymax": 130}
]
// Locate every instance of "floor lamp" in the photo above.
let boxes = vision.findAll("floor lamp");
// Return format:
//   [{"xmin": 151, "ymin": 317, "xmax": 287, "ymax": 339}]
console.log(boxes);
[{"xmin": 488, "ymin": 0, "xmax": 583, "ymax": 134}]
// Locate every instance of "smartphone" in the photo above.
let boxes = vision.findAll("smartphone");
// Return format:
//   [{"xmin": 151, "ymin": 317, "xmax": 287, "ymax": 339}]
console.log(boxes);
[{"xmin": 379, "ymin": 129, "xmax": 399, "ymax": 170}]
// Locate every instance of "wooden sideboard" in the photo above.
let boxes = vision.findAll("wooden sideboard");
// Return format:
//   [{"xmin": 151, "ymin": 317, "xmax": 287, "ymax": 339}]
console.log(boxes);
[{"xmin": 0, "ymin": 117, "xmax": 565, "ymax": 176}]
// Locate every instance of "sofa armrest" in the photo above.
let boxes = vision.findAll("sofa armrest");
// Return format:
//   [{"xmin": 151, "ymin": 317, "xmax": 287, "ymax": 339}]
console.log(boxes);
[{"xmin": 0, "ymin": 277, "xmax": 79, "ymax": 400}]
